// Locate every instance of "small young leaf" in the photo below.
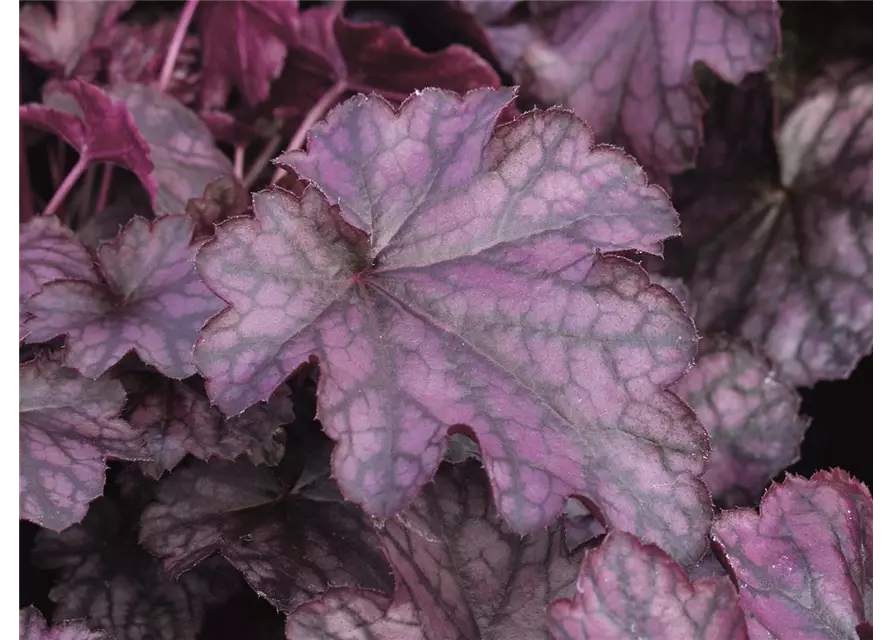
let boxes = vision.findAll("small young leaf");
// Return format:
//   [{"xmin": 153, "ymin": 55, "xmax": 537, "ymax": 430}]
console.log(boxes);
[
  {"xmin": 139, "ymin": 458, "xmax": 393, "ymax": 612},
  {"xmin": 672, "ymin": 335, "xmax": 808, "ymax": 506},
  {"xmin": 481, "ymin": 1, "xmax": 780, "ymax": 184},
  {"xmin": 198, "ymin": 0, "xmax": 300, "ymax": 108},
  {"xmin": 20, "ymin": 352, "xmax": 145, "ymax": 532},
  {"xmin": 20, "ymin": 216, "xmax": 99, "ymax": 340},
  {"xmin": 24, "ymin": 215, "xmax": 225, "ymax": 379},
  {"xmin": 122, "ymin": 372, "xmax": 292, "ymax": 478},
  {"xmin": 19, "ymin": 1, "xmax": 133, "ymax": 76},
  {"xmin": 21, "ymin": 80, "xmax": 157, "ymax": 203},
  {"xmin": 547, "ymin": 531, "xmax": 747, "ymax": 639},
  {"xmin": 712, "ymin": 469, "xmax": 873, "ymax": 640},
  {"xmin": 185, "ymin": 176, "xmax": 252, "ymax": 239},
  {"xmin": 288, "ymin": 461, "xmax": 582, "ymax": 639},
  {"xmin": 20, "ymin": 607, "xmax": 109, "ymax": 640}
]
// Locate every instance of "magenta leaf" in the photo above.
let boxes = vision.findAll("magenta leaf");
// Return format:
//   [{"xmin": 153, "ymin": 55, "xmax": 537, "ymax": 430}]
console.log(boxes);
[
  {"xmin": 33, "ymin": 498, "xmax": 241, "ymax": 640},
  {"xmin": 548, "ymin": 531, "xmax": 747, "ymax": 639},
  {"xmin": 19, "ymin": 1, "xmax": 132, "ymax": 76},
  {"xmin": 672, "ymin": 335, "xmax": 808, "ymax": 507},
  {"xmin": 288, "ymin": 461, "xmax": 582, "ymax": 639},
  {"xmin": 198, "ymin": 0, "xmax": 300, "ymax": 108},
  {"xmin": 20, "ymin": 216, "xmax": 100, "ymax": 341},
  {"xmin": 21, "ymin": 80, "xmax": 157, "ymax": 203},
  {"xmin": 139, "ymin": 458, "xmax": 393, "ymax": 612},
  {"xmin": 108, "ymin": 83, "xmax": 234, "ymax": 215},
  {"xmin": 24, "ymin": 215, "xmax": 224, "ymax": 379},
  {"xmin": 198, "ymin": 88, "xmax": 710, "ymax": 563},
  {"xmin": 20, "ymin": 607, "xmax": 109, "ymax": 640},
  {"xmin": 712, "ymin": 469, "xmax": 873, "ymax": 639},
  {"xmin": 122, "ymin": 372, "xmax": 293, "ymax": 478},
  {"xmin": 681, "ymin": 66, "xmax": 873, "ymax": 385},
  {"xmin": 20, "ymin": 352, "xmax": 146, "ymax": 532}
]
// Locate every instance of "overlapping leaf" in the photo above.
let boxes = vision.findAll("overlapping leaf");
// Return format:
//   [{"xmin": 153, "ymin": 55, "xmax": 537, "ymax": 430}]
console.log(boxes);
[
  {"xmin": 19, "ymin": 1, "xmax": 132, "ymax": 76},
  {"xmin": 672, "ymin": 336, "xmax": 808, "ymax": 506},
  {"xmin": 680, "ymin": 66, "xmax": 873, "ymax": 385},
  {"xmin": 197, "ymin": 87, "xmax": 709, "ymax": 563},
  {"xmin": 184, "ymin": 176, "xmax": 252, "ymax": 239},
  {"xmin": 122, "ymin": 372, "xmax": 293, "ymax": 478},
  {"xmin": 547, "ymin": 531, "xmax": 746, "ymax": 639},
  {"xmin": 713, "ymin": 470, "xmax": 872, "ymax": 639},
  {"xmin": 33, "ymin": 498, "xmax": 241, "ymax": 640},
  {"xmin": 288, "ymin": 461, "xmax": 582, "ymax": 639},
  {"xmin": 198, "ymin": 0, "xmax": 300, "ymax": 109},
  {"xmin": 20, "ymin": 216, "xmax": 99, "ymax": 341},
  {"xmin": 22, "ymin": 80, "xmax": 157, "ymax": 203},
  {"xmin": 24, "ymin": 215, "xmax": 225, "ymax": 379},
  {"xmin": 479, "ymin": 1, "xmax": 780, "ymax": 184},
  {"xmin": 139, "ymin": 458, "xmax": 394, "ymax": 612},
  {"xmin": 20, "ymin": 607, "xmax": 109, "ymax": 640},
  {"xmin": 20, "ymin": 352, "xmax": 146, "ymax": 532},
  {"xmin": 109, "ymin": 83, "xmax": 234, "ymax": 215}
]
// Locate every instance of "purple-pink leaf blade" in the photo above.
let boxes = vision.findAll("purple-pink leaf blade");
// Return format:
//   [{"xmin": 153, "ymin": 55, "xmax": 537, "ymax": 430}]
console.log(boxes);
[{"xmin": 20, "ymin": 607, "xmax": 109, "ymax": 640}]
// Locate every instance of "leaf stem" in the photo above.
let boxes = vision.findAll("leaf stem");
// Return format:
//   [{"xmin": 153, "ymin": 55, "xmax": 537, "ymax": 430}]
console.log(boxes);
[
  {"xmin": 271, "ymin": 79, "xmax": 348, "ymax": 184},
  {"xmin": 20, "ymin": 126, "xmax": 34, "ymax": 223},
  {"xmin": 245, "ymin": 134, "xmax": 282, "ymax": 189},
  {"xmin": 95, "ymin": 164, "xmax": 114, "ymax": 214},
  {"xmin": 234, "ymin": 145, "xmax": 245, "ymax": 181},
  {"xmin": 159, "ymin": 0, "xmax": 199, "ymax": 93},
  {"xmin": 43, "ymin": 155, "xmax": 89, "ymax": 218}
]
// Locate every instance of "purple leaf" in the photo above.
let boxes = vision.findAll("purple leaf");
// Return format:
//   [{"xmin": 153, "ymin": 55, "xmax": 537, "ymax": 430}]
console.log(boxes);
[
  {"xmin": 20, "ymin": 607, "xmax": 109, "ymax": 640},
  {"xmin": 184, "ymin": 176, "xmax": 252, "ymax": 240},
  {"xmin": 198, "ymin": 88, "xmax": 710, "ymax": 563},
  {"xmin": 547, "ymin": 531, "xmax": 747, "ymax": 639},
  {"xmin": 21, "ymin": 80, "xmax": 157, "ymax": 203},
  {"xmin": 33, "ymin": 498, "xmax": 241, "ymax": 640},
  {"xmin": 198, "ymin": 0, "xmax": 300, "ymax": 108},
  {"xmin": 288, "ymin": 461, "xmax": 582, "ymax": 639},
  {"xmin": 682, "ymin": 65, "xmax": 873, "ymax": 385},
  {"xmin": 139, "ymin": 458, "xmax": 393, "ymax": 612},
  {"xmin": 19, "ymin": 1, "xmax": 133, "ymax": 76},
  {"xmin": 122, "ymin": 372, "xmax": 293, "ymax": 478},
  {"xmin": 20, "ymin": 216, "xmax": 100, "ymax": 341},
  {"xmin": 24, "ymin": 215, "xmax": 225, "ymax": 379},
  {"xmin": 482, "ymin": 1, "xmax": 780, "ymax": 184},
  {"xmin": 563, "ymin": 497, "xmax": 607, "ymax": 553},
  {"xmin": 19, "ymin": 352, "xmax": 146, "ymax": 532},
  {"xmin": 108, "ymin": 83, "xmax": 234, "ymax": 215},
  {"xmin": 712, "ymin": 469, "xmax": 873, "ymax": 639},
  {"xmin": 671, "ymin": 335, "xmax": 808, "ymax": 507}
]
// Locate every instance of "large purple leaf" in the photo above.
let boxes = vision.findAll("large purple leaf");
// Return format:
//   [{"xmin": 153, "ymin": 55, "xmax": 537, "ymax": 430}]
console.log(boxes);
[
  {"xmin": 24, "ymin": 215, "xmax": 225, "ymax": 379},
  {"xmin": 20, "ymin": 216, "xmax": 100, "ymax": 341},
  {"xmin": 109, "ymin": 83, "xmax": 234, "ymax": 215},
  {"xmin": 33, "ymin": 498, "xmax": 241, "ymax": 640},
  {"xmin": 19, "ymin": 1, "xmax": 132, "ymax": 76},
  {"xmin": 712, "ymin": 469, "xmax": 873, "ymax": 639},
  {"xmin": 481, "ymin": 1, "xmax": 780, "ymax": 184},
  {"xmin": 198, "ymin": 0, "xmax": 299, "ymax": 109},
  {"xmin": 21, "ymin": 80, "xmax": 157, "ymax": 203},
  {"xmin": 20, "ymin": 607, "xmax": 109, "ymax": 640},
  {"xmin": 547, "ymin": 530, "xmax": 746, "ymax": 639},
  {"xmin": 198, "ymin": 88, "xmax": 711, "ymax": 563},
  {"xmin": 122, "ymin": 372, "xmax": 293, "ymax": 478},
  {"xmin": 288, "ymin": 461, "xmax": 582, "ymax": 639},
  {"xmin": 139, "ymin": 458, "xmax": 393, "ymax": 612},
  {"xmin": 19, "ymin": 352, "xmax": 146, "ymax": 532},
  {"xmin": 681, "ymin": 65, "xmax": 873, "ymax": 385},
  {"xmin": 671, "ymin": 335, "xmax": 808, "ymax": 507}
]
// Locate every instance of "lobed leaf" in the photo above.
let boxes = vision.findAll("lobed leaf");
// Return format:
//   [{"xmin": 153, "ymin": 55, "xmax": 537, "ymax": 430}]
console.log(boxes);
[
  {"xmin": 139, "ymin": 458, "xmax": 394, "ymax": 612},
  {"xmin": 184, "ymin": 176, "xmax": 252, "ymax": 240},
  {"xmin": 122, "ymin": 372, "xmax": 293, "ymax": 478},
  {"xmin": 712, "ymin": 469, "xmax": 873, "ymax": 639},
  {"xmin": 22, "ymin": 80, "xmax": 157, "ymax": 203},
  {"xmin": 198, "ymin": 88, "xmax": 710, "ymax": 563},
  {"xmin": 20, "ymin": 607, "xmax": 109, "ymax": 640},
  {"xmin": 20, "ymin": 352, "xmax": 146, "ymax": 532},
  {"xmin": 24, "ymin": 215, "xmax": 225, "ymax": 379},
  {"xmin": 481, "ymin": 1, "xmax": 780, "ymax": 184},
  {"xmin": 547, "ymin": 531, "xmax": 746, "ymax": 639},
  {"xmin": 672, "ymin": 335, "xmax": 808, "ymax": 506}
]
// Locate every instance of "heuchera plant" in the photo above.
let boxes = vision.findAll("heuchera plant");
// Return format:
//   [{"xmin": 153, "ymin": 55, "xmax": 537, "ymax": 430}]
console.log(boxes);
[{"xmin": 19, "ymin": 1, "xmax": 872, "ymax": 638}]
